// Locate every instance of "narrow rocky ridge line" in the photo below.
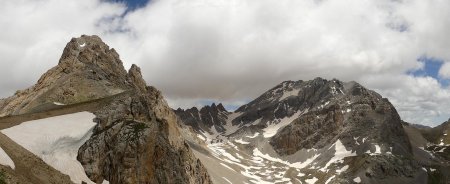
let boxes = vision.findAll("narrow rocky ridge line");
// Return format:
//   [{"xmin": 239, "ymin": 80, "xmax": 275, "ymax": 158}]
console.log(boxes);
[{"xmin": 0, "ymin": 91, "xmax": 131, "ymax": 130}]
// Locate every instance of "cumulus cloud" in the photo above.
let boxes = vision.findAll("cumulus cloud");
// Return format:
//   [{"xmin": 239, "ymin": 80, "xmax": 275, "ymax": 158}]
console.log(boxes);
[
  {"xmin": 1, "ymin": 0, "xmax": 450, "ymax": 126},
  {"xmin": 439, "ymin": 62, "xmax": 450, "ymax": 79}
]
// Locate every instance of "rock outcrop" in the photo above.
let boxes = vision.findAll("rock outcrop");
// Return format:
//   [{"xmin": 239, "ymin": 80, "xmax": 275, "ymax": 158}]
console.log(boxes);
[{"xmin": 78, "ymin": 64, "xmax": 211, "ymax": 183}]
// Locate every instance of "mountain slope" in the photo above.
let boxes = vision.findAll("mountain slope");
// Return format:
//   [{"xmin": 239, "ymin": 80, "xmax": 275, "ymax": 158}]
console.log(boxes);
[{"xmin": 176, "ymin": 78, "xmax": 449, "ymax": 184}]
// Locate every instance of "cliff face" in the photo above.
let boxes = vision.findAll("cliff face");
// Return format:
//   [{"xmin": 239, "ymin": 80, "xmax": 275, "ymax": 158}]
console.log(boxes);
[
  {"xmin": 0, "ymin": 35, "xmax": 212, "ymax": 184},
  {"xmin": 78, "ymin": 64, "xmax": 211, "ymax": 184}
]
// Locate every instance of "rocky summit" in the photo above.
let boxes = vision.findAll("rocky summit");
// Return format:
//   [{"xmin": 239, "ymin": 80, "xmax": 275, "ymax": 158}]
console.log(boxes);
[
  {"xmin": 0, "ymin": 35, "xmax": 211, "ymax": 184},
  {"xmin": 176, "ymin": 78, "xmax": 450, "ymax": 184}
]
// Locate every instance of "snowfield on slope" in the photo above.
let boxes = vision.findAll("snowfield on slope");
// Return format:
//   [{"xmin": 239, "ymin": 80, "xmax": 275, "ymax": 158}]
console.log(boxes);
[
  {"xmin": 262, "ymin": 110, "xmax": 304, "ymax": 138},
  {"xmin": 1, "ymin": 112, "xmax": 108, "ymax": 184}
]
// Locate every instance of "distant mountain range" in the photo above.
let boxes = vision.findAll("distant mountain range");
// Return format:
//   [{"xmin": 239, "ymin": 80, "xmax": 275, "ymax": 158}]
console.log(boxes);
[
  {"xmin": 0, "ymin": 35, "xmax": 448, "ymax": 184},
  {"xmin": 176, "ymin": 78, "xmax": 450, "ymax": 183}
]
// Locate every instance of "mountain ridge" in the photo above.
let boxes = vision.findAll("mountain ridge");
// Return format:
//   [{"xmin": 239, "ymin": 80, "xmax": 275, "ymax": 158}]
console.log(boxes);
[{"xmin": 176, "ymin": 77, "xmax": 450, "ymax": 183}]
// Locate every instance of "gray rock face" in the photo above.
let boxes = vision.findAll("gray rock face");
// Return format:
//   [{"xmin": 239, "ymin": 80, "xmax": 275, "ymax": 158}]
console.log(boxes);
[
  {"xmin": 78, "ymin": 85, "xmax": 211, "ymax": 184},
  {"xmin": 270, "ymin": 79, "xmax": 412, "ymax": 157},
  {"xmin": 174, "ymin": 103, "xmax": 229, "ymax": 134}
]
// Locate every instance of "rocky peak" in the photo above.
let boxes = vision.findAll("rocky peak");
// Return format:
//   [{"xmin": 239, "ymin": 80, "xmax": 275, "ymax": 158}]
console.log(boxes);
[
  {"xmin": 57, "ymin": 35, "xmax": 128, "ymax": 84},
  {"xmin": 0, "ymin": 35, "xmax": 212, "ymax": 184},
  {"xmin": 174, "ymin": 103, "xmax": 230, "ymax": 134},
  {"xmin": 232, "ymin": 78, "xmax": 351, "ymax": 126},
  {"xmin": 127, "ymin": 64, "xmax": 147, "ymax": 93},
  {"xmin": 269, "ymin": 78, "xmax": 411, "ymax": 156},
  {"xmin": 0, "ymin": 35, "xmax": 132, "ymax": 116},
  {"xmin": 216, "ymin": 103, "xmax": 226, "ymax": 112},
  {"xmin": 202, "ymin": 103, "xmax": 228, "ymax": 114}
]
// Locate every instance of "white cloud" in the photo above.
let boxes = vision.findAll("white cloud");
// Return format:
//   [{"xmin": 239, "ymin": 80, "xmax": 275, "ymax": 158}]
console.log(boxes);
[
  {"xmin": 0, "ymin": 0, "xmax": 126, "ymax": 96},
  {"xmin": 1, "ymin": 0, "xmax": 450, "ymax": 126},
  {"xmin": 439, "ymin": 62, "xmax": 450, "ymax": 79},
  {"xmin": 361, "ymin": 74, "xmax": 450, "ymax": 126}
]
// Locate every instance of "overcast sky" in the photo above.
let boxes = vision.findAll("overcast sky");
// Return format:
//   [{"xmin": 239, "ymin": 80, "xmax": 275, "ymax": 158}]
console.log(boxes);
[{"xmin": 1, "ymin": 0, "xmax": 450, "ymax": 126}]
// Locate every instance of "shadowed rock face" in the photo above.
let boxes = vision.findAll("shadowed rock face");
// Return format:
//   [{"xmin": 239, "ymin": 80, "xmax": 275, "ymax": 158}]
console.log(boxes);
[
  {"xmin": 174, "ymin": 103, "xmax": 229, "ymax": 134},
  {"xmin": 0, "ymin": 35, "xmax": 212, "ymax": 184}
]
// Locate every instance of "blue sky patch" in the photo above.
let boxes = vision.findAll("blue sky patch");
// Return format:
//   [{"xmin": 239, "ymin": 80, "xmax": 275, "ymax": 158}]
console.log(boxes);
[
  {"xmin": 409, "ymin": 56, "xmax": 449, "ymax": 86},
  {"xmin": 109, "ymin": 0, "xmax": 149, "ymax": 11}
]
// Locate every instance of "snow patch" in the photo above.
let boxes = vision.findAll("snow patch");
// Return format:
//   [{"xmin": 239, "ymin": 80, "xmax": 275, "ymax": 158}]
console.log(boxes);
[
  {"xmin": 262, "ymin": 111, "xmax": 303, "ymax": 138},
  {"xmin": 80, "ymin": 43, "xmax": 86, "ymax": 47},
  {"xmin": 53, "ymin": 102, "xmax": 65, "ymax": 106},
  {"xmin": 280, "ymin": 88, "xmax": 300, "ymax": 100},
  {"xmin": 320, "ymin": 139, "xmax": 356, "ymax": 172},
  {"xmin": 439, "ymin": 139, "xmax": 445, "ymax": 146},
  {"xmin": 235, "ymin": 139, "xmax": 250, "ymax": 144},
  {"xmin": 353, "ymin": 177, "xmax": 361, "ymax": 183},
  {"xmin": 222, "ymin": 177, "xmax": 233, "ymax": 184},
  {"xmin": 318, "ymin": 101, "xmax": 330, "ymax": 109},
  {"xmin": 208, "ymin": 144, "xmax": 241, "ymax": 163},
  {"xmin": 325, "ymin": 175, "xmax": 335, "ymax": 184},
  {"xmin": 253, "ymin": 149, "xmax": 286, "ymax": 164},
  {"xmin": 290, "ymin": 153, "xmax": 320, "ymax": 169},
  {"xmin": 336, "ymin": 165, "xmax": 349, "ymax": 173},
  {"xmin": 362, "ymin": 137, "xmax": 367, "ymax": 143},
  {"xmin": 305, "ymin": 177, "xmax": 318, "ymax": 184},
  {"xmin": 0, "ymin": 146, "xmax": 14, "ymax": 169},
  {"xmin": 365, "ymin": 144, "xmax": 382, "ymax": 155},
  {"xmin": 2, "ymin": 112, "xmax": 97, "ymax": 184},
  {"xmin": 374, "ymin": 145, "xmax": 381, "ymax": 154},
  {"xmin": 220, "ymin": 162, "xmax": 235, "ymax": 171},
  {"xmin": 197, "ymin": 134, "xmax": 206, "ymax": 141},
  {"xmin": 253, "ymin": 148, "xmax": 319, "ymax": 169},
  {"xmin": 246, "ymin": 132, "xmax": 259, "ymax": 138}
]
